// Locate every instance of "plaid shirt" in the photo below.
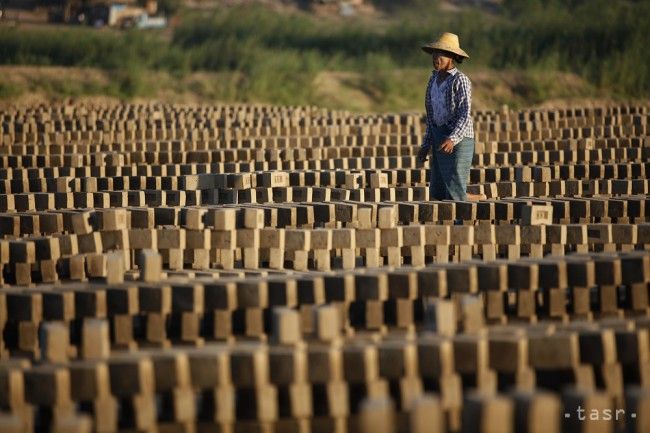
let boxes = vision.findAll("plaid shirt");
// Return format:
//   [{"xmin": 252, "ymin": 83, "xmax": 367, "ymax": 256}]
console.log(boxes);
[{"xmin": 421, "ymin": 67, "xmax": 474, "ymax": 148}]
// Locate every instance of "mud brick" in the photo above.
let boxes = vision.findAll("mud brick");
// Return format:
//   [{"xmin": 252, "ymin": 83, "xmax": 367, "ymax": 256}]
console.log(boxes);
[
  {"xmin": 235, "ymin": 385, "xmax": 278, "ymax": 422},
  {"xmin": 154, "ymin": 207, "xmax": 179, "ymax": 226},
  {"xmin": 578, "ymin": 329, "xmax": 617, "ymax": 365},
  {"xmin": 586, "ymin": 223, "xmax": 613, "ymax": 244},
  {"xmin": 459, "ymin": 295, "xmax": 484, "ymax": 333},
  {"xmin": 345, "ymin": 173, "xmax": 364, "ymax": 189},
  {"xmin": 0, "ymin": 292, "xmax": 5, "ymax": 329},
  {"xmin": 626, "ymin": 387, "xmax": 650, "ymax": 433},
  {"xmin": 258, "ymin": 171, "xmax": 289, "ymax": 188},
  {"xmin": 24, "ymin": 365, "xmax": 73, "ymax": 406},
  {"xmin": 494, "ymin": 225, "xmax": 521, "ymax": 247},
  {"xmin": 187, "ymin": 350, "xmax": 231, "ymax": 389},
  {"xmin": 236, "ymin": 280, "xmax": 268, "ymax": 309},
  {"xmin": 40, "ymin": 322, "xmax": 70, "ymax": 363},
  {"xmin": 545, "ymin": 224, "xmax": 567, "ymax": 245},
  {"xmin": 285, "ymin": 229, "xmax": 311, "ymax": 251},
  {"xmin": 416, "ymin": 267, "xmax": 448, "ymax": 298},
  {"xmin": 475, "ymin": 225, "xmax": 496, "ymax": 250},
  {"xmin": 85, "ymin": 252, "xmax": 107, "ymax": 278},
  {"xmin": 268, "ymin": 345, "xmax": 307, "ymax": 385},
  {"xmin": 9, "ymin": 240, "xmax": 35, "ymax": 264},
  {"xmin": 356, "ymin": 228, "xmax": 380, "ymax": 248},
  {"xmin": 151, "ymin": 352, "xmax": 192, "ymax": 393},
  {"xmin": 267, "ymin": 277, "xmax": 298, "ymax": 307},
  {"xmin": 311, "ymin": 229, "xmax": 332, "ymax": 270},
  {"xmin": 566, "ymin": 258, "xmax": 595, "ymax": 287},
  {"xmin": 359, "ymin": 397, "xmax": 395, "ymax": 433},
  {"xmin": 242, "ymin": 208, "xmax": 265, "ymax": 229},
  {"xmin": 475, "ymin": 262, "xmax": 507, "ymax": 292},
  {"xmin": 417, "ymin": 337, "xmax": 454, "ymax": 378},
  {"xmin": 378, "ymin": 206, "xmax": 397, "ymax": 228},
  {"xmin": 230, "ymin": 348, "xmax": 270, "ymax": 387},
  {"xmin": 276, "ymin": 383, "xmax": 313, "ymax": 419},
  {"xmin": 157, "ymin": 228, "xmax": 186, "ymax": 249},
  {"xmin": 271, "ymin": 307, "xmax": 301, "ymax": 345},
  {"xmin": 138, "ymin": 249, "xmax": 162, "ymax": 282},
  {"xmin": 370, "ymin": 172, "xmax": 389, "ymax": 188},
  {"xmin": 106, "ymin": 251, "xmax": 125, "ymax": 284},
  {"xmin": 511, "ymin": 391, "xmax": 561, "ymax": 433},
  {"xmin": 68, "ymin": 361, "xmax": 112, "ymax": 403},
  {"xmin": 508, "ymin": 262, "xmax": 539, "ymax": 290},
  {"xmin": 355, "ymin": 272, "xmax": 388, "ymax": 301},
  {"xmin": 349, "ymin": 299, "xmax": 384, "ymax": 330},
  {"xmin": 343, "ymin": 344, "xmax": 379, "ymax": 383},
  {"xmin": 0, "ymin": 215, "xmax": 19, "ymax": 237},
  {"xmin": 450, "ymin": 225, "xmax": 474, "ymax": 245},
  {"xmin": 488, "ymin": 333, "xmax": 529, "ymax": 374},
  {"xmin": 209, "ymin": 208, "xmax": 237, "ymax": 230},
  {"xmin": 108, "ymin": 355, "xmax": 155, "ymax": 396},
  {"xmin": 561, "ymin": 388, "xmax": 614, "ymax": 433},
  {"xmin": 565, "ymin": 224, "xmax": 588, "ymax": 248},
  {"xmin": 77, "ymin": 232, "xmax": 103, "ymax": 253},
  {"xmin": 203, "ymin": 281, "xmax": 237, "ymax": 311},
  {"xmin": 313, "ymin": 203, "xmax": 335, "ymax": 223},
  {"xmin": 453, "ymin": 334, "xmax": 490, "ymax": 375},
  {"xmin": 312, "ymin": 381, "xmax": 349, "ymax": 418},
  {"xmin": 442, "ymin": 264, "xmax": 478, "ymax": 294},
  {"xmin": 94, "ymin": 209, "xmax": 128, "ymax": 231},
  {"xmin": 423, "ymin": 299, "xmax": 456, "ymax": 336},
  {"xmin": 82, "ymin": 318, "xmax": 110, "ymax": 360},
  {"xmin": 6, "ymin": 292, "xmax": 42, "ymax": 322},
  {"xmin": 139, "ymin": 284, "xmax": 172, "ymax": 314},
  {"xmin": 461, "ymin": 392, "xmax": 513, "ymax": 433},
  {"xmin": 73, "ymin": 288, "xmax": 107, "ymax": 319},
  {"xmin": 39, "ymin": 212, "xmax": 64, "ymax": 234},
  {"xmin": 535, "ymin": 259, "xmax": 568, "ymax": 289},
  {"xmin": 380, "ymin": 227, "xmax": 402, "ymax": 249},
  {"xmin": 385, "ymin": 269, "xmax": 418, "ymax": 299},
  {"xmin": 620, "ymin": 252, "xmax": 650, "ymax": 283},
  {"xmin": 14, "ymin": 193, "xmax": 35, "ymax": 212},
  {"xmin": 128, "ymin": 229, "xmax": 158, "ymax": 250},
  {"xmin": 211, "ymin": 228, "xmax": 237, "ymax": 249},
  {"xmin": 181, "ymin": 208, "xmax": 207, "ymax": 230},
  {"xmin": 355, "ymin": 206, "xmax": 374, "ymax": 229},
  {"xmin": 0, "ymin": 193, "xmax": 15, "ymax": 212},
  {"xmin": 70, "ymin": 211, "xmax": 94, "ymax": 234},
  {"xmin": 130, "ymin": 207, "xmax": 155, "ymax": 228},
  {"xmin": 33, "ymin": 237, "xmax": 61, "ymax": 262},
  {"xmin": 529, "ymin": 332, "xmax": 580, "ymax": 369},
  {"xmin": 615, "ymin": 329, "xmax": 648, "ymax": 365},
  {"xmin": 522, "ymin": 204, "xmax": 553, "ymax": 225},
  {"xmin": 377, "ymin": 340, "xmax": 417, "ymax": 379},
  {"xmin": 409, "ymin": 395, "xmax": 445, "ymax": 433},
  {"xmin": 171, "ymin": 283, "xmax": 204, "ymax": 313},
  {"xmin": 313, "ymin": 305, "xmax": 341, "ymax": 342}
]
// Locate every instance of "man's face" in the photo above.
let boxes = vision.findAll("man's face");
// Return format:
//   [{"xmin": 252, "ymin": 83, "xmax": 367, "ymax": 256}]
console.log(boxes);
[{"xmin": 432, "ymin": 50, "xmax": 452, "ymax": 70}]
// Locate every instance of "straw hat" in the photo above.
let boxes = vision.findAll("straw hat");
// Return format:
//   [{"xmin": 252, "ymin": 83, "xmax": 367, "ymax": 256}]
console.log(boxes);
[{"xmin": 421, "ymin": 32, "xmax": 470, "ymax": 59}]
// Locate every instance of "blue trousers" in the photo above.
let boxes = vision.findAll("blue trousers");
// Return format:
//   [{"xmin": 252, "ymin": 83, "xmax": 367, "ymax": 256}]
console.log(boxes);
[{"xmin": 428, "ymin": 125, "xmax": 475, "ymax": 201}]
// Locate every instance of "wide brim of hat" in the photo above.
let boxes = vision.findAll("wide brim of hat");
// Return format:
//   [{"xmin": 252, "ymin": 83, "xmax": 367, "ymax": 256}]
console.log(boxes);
[{"xmin": 421, "ymin": 43, "xmax": 470, "ymax": 59}]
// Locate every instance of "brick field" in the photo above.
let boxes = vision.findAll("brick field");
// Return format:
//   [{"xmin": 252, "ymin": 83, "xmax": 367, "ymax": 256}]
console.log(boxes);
[{"xmin": 0, "ymin": 102, "xmax": 649, "ymax": 433}]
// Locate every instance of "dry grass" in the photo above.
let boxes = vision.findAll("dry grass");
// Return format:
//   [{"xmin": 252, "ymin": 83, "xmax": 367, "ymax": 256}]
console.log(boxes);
[{"xmin": 0, "ymin": 65, "xmax": 621, "ymax": 112}]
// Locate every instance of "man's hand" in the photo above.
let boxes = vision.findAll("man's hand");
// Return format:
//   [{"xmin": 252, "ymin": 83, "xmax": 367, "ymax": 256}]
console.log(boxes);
[
  {"xmin": 417, "ymin": 146, "xmax": 429, "ymax": 163},
  {"xmin": 438, "ymin": 138, "xmax": 455, "ymax": 154}
]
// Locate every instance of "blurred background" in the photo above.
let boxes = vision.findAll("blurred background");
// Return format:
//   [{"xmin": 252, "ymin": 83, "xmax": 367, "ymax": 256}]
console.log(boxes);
[{"xmin": 0, "ymin": 0, "xmax": 648, "ymax": 112}]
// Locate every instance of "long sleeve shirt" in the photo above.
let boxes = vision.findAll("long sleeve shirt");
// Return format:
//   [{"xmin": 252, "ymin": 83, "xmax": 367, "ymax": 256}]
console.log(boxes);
[{"xmin": 421, "ymin": 67, "xmax": 474, "ymax": 149}]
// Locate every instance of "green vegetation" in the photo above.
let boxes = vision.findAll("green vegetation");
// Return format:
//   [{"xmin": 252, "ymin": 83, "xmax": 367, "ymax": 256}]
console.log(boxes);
[{"xmin": 0, "ymin": 0, "xmax": 647, "ymax": 110}]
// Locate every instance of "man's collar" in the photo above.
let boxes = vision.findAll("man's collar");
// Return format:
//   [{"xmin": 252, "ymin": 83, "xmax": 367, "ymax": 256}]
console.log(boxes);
[{"xmin": 433, "ymin": 67, "xmax": 459, "ymax": 76}]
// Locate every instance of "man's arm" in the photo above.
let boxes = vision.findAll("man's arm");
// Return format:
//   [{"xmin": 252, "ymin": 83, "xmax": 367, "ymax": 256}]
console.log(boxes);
[{"xmin": 447, "ymin": 74, "xmax": 472, "ymax": 146}]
